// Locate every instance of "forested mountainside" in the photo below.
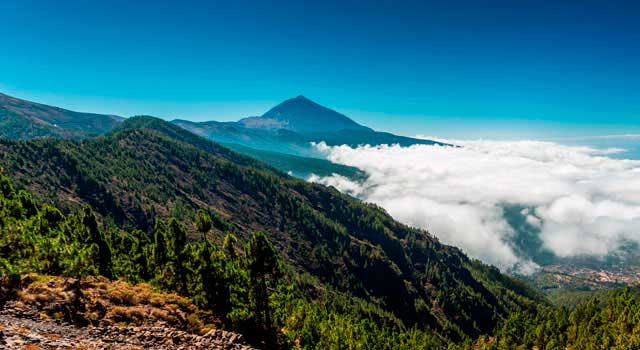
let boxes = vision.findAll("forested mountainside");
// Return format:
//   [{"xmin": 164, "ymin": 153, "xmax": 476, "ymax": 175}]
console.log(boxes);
[
  {"xmin": 0, "ymin": 116, "xmax": 542, "ymax": 341},
  {"xmin": 0, "ymin": 92, "xmax": 123, "ymax": 139},
  {"xmin": 0, "ymin": 172, "xmax": 443, "ymax": 348},
  {"xmin": 222, "ymin": 142, "xmax": 367, "ymax": 179},
  {"xmin": 482, "ymin": 287, "xmax": 640, "ymax": 349},
  {"xmin": 3, "ymin": 140, "xmax": 639, "ymax": 350}
]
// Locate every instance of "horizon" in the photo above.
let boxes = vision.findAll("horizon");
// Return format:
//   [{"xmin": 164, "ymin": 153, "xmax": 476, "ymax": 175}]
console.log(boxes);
[
  {"xmin": 2, "ymin": 0, "xmax": 639, "ymax": 140},
  {"xmin": 2, "ymin": 89, "xmax": 639, "ymax": 144}
]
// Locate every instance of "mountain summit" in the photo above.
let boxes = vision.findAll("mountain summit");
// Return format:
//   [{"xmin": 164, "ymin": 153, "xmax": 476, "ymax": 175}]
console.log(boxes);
[
  {"xmin": 174, "ymin": 95, "xmax": 449, "ymax": 168},
  {"xmin": 238, "ymin": 95, "xmax": 371, "ymax": 133}
]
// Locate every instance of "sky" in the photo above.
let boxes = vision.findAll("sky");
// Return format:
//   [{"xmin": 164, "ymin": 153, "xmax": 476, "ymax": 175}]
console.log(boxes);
[{"xmin": 1, "ymin": 0, "xmax": 639, "ymax": 139}]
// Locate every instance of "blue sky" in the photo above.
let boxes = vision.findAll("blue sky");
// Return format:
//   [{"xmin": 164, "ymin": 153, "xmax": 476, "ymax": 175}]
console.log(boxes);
[{"xmin": 1, "ymin": 0, "xmax": 639, "ymax": 139}]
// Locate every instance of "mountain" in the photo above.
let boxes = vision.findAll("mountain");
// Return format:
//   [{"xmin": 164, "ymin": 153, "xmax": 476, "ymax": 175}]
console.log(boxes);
[
  {"xmin": 238, "ymin": 95, "xmax": 371, "ymax": 133},
  {"xmin": 0, "ymin": 92, "xmax": 123, "ymax": 139},
  {"xmin": 0, "ymin": 116, "xmax": 542, "ymax": 340},
  {"xmin": 0, "ymin": 92, "xmax": 442, "ymax": 179},
  {"xmin": 173, "ymin": 96, "xmax": 447, "ymax": 171}
]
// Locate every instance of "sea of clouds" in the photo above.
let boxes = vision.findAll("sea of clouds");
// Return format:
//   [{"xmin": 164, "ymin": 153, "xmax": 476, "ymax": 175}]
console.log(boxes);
[{"xmin": 309, "ymin": 139, "xmax": 640, "ymax": 274}]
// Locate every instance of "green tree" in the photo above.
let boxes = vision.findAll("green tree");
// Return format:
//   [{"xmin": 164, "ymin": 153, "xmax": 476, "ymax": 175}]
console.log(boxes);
[
  {"xmin": 223, "ymin": 232, "xmax": 238, "ymax": 260},
  {"xmin": 130, "ymin": 229, "xmax": 153, "ymax": 281},
  {"xmin": 167, "ymin": 218, "xmax": 188, "ymax": 294},
  {"xmin": 195, "ymin": 209, "xmax": 212, "ymax": 241},
  {"xmin": 81, "ymin": 206, "xmax": 113, "ymax": 279},
  {"xmin": 153, "ymin": 220, "xmax": 169, "ymax": 272},
  {"xmin": 245, "ymin": 231, "xmax": 284, "ymax": 348}
]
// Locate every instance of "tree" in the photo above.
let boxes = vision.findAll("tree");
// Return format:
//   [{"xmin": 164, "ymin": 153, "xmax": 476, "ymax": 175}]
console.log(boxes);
[
  {"xmin": 0, "ymin": 174, "xmax": 15, "ymax": 199},
  {"xmin": 245, "ymin": 231, "xmax": 284, "ymax": 348},
  {"xmin": 153, "ymin": 220, "xmax": 169, "ymax": 274},
  {"xmin": 167, "ymin": 218, "xmax": 188, "ymax": 294},
  {"xmin": 81, "ymin": 206, "xmax": 113, "ymax": 279},
  {"xmin": 223, "ymin": 232, "xmax": 238, "ymax": 260},
  {"xmin": 195, "ymin": 209, "xmax": 212, "ymax": 241},
  {"xmin": 130, "ymin": 229, "xmax": 152, "ymax": 281},
  {"xmin": 192, "ymin": 241, "xmax": 230, "ymax": 316}
]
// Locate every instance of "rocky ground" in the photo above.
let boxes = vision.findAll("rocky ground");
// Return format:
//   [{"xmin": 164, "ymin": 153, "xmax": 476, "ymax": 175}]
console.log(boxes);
[
  {"xmin": 0, "ymin": 275, "xmax": 258, "ymax": 350},
  {"xmin": 0, "ymin": 302, "xmax": 256, "ymax": 350}
]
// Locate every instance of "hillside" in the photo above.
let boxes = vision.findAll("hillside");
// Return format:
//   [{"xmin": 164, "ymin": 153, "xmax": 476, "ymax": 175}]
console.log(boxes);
[
  {"xmin": 223, "ymin": 143, "xmax": 367, "ymax": 179},
  {"xmin": 0, "ymin": 92, "xmax": 123, "ymax": 139},
  {"xmin": 0, "ymin": 116, "xmax": 542, "ymax": 341},
  {"xmin": 171, "ymin": 119, "xmax": 318, "ymax": 157}
]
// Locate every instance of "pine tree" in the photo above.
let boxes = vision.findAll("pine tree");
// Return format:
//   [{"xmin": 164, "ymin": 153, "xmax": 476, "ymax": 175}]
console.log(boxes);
[
  {"xmin": 81, "ymin": 206, "xmax": 113, "ymax": 279},
  {"xmin": 223, "ymin": 232, "xmax": 238, "ymax": 260},
  {"xmin": 153, "ymin": 219, "xmax": 169, "ymax": 284},
  {"xmin": 167, "ymin": 218, "xmax": 188, "ymax": 294},
  {"xmin": 245, "ymin": 231, "xmax": 284, "ymax": 348},
  {"xmin": 195, "ymin": 209, "xmax": 212, "ymax": 241}
]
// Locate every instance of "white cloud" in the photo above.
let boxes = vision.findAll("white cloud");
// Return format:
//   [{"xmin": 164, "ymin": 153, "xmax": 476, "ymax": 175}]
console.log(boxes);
[
  {"xmin": 562, "ymin": 134, "xmax": 640, "ymax": 140},
  {"xmin": 310, "ymin": 140, "xmax": 640, "ymax": 274}
]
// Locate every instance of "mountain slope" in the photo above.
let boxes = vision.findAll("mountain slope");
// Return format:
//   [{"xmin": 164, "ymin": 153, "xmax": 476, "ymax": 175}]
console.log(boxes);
[
  {"xmin": 0, "ymin": 92, "xmax": 123, "ymax": 139},
  {"xmin": 172, "ymin": 119, "xmax": 317, "ymax": 157},
  {"xmin": 222, "ymin": 143, "xmax": 367, "ymax": 179},
  {"xmin": 0, "ymin": 116, "xmax": 542, "ymax": 339},
  {"xmin": 239, "ymin": 95, "xmax": 371, "ymax": 133}
]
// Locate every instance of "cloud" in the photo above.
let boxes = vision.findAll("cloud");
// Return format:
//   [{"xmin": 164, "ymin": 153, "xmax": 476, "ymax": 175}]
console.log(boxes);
[
  {"xmin": 562, "ymin": 134, "xmax": 640, "ymax": 140},
  {"xmin": 310, "ymin": 140, "xmax": 640, "ymax": 274}
]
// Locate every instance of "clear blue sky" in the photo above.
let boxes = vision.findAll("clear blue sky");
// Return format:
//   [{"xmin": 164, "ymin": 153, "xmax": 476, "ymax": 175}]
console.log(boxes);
[{"xmin": 1, "ymin": 0, "xmax": 639, "ymax": 138}]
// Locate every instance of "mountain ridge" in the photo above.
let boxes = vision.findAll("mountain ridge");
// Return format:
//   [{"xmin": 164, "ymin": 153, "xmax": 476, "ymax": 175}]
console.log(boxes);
[
  {"xmin": 0, "ymin": 92, "xmax": 123, "ymax": 139},
  {"xmin": 0, "ymin": 91, "xmax": 444, "ymax": 178}
]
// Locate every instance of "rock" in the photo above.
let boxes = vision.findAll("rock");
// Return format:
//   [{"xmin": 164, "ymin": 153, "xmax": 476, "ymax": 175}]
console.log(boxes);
[
  {"xmin": 0, "ymin": 304, "xmax": 260, "ymax": 350},
  {"xmin": 229, "ymin": 333, "xmax": 238, "ymax": 343}
]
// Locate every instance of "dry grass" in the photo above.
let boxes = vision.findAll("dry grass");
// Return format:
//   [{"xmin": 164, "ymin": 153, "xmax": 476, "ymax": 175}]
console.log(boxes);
[
  {"xmin": 107, "ymin": 288, "xmax": 140, "ymax": 306},
  {"xmin": 108, "ymin": 306, "xmax": 146, "ymax": 323},
  {"xmin": 9, "ymin": 274, "xmax": 218, "ymax": 334}
]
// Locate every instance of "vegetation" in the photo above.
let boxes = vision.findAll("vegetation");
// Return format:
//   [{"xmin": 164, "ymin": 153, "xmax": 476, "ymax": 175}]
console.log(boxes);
[
  {"xmin": 0, "ymin": 116, "xmax": 544, "ymax": 342},
  {"xmin": 223, "ymin": 142, "xmax": 367, "ymax": 180},
  {"xmin": 0, "ymin": 92, "xmax": 122, "ymax": 140},
  {"xmin": 482, "ymin": 287, "xmax": 640, "ymax": 349},
  {"xmin": 3, "ymin": 172, "xmax": 640, "ymax": 348},
  {"xmin": 1, "ymin": 115, "xmax": 639, "ymax": 348},
  {"xmin": 1, "ymin": 274, "xmax": 210, "ymax": 332},
  {"xmin": 0, "ymin": 172, "xmax": 450, "ymax": 348}
]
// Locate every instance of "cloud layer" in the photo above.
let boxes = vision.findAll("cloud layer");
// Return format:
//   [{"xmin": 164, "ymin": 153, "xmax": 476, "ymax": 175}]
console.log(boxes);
[{"xmin": 310, "ymin": 140, "xmax": 640, "ymax": 274}]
